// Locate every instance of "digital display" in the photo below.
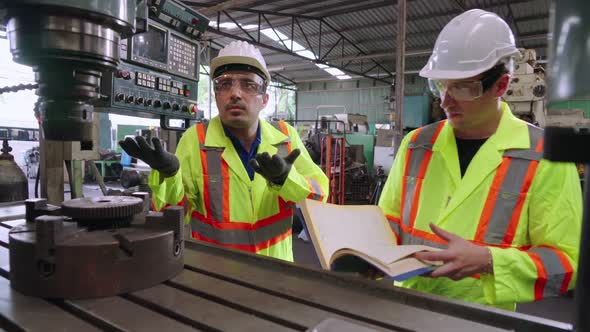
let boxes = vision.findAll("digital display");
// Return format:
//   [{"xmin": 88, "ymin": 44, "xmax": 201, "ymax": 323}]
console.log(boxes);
[{"xmin": 132, "ymin": 25, "xmax": 168, "ymax": 64}]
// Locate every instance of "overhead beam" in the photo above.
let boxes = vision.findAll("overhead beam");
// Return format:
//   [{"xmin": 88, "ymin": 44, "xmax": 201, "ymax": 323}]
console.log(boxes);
[
  {"xmin": 207, "ymin": 26, "xmax": 393, "ymax": 84},
  {"xmin": 198, "ymin": 0, "xmax": 263, "ymax": 16}
]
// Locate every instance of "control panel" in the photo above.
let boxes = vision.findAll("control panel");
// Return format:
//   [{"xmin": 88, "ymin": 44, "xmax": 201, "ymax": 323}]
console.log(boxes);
[
  {"xmin": 96, "ymin": 61, "xmax": 200, "ymax": 119},
  {"xmin": 94, "ymin": 0, "xmax": 209, "ymax": 128},
  {"xmin": 148, "ymin": 0, "xmax": 209, "ymax": 38}
]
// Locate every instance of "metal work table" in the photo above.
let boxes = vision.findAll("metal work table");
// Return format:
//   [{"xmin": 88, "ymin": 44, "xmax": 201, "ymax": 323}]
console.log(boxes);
[{"xmin": 0, "ymin": 213, "xmax": 574, "ymax": 331}]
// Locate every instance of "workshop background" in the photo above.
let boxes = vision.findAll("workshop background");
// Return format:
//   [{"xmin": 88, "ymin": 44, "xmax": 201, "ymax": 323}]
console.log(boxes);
[{"xmin": 0, "ymin": 0, "xmax": 587, "ymax": 331}]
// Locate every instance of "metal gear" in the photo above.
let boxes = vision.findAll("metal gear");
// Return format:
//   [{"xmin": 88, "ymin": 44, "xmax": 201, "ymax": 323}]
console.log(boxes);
[{"xmin": 61, "ymin": 196, "xmax": 144, "ymax": 221}]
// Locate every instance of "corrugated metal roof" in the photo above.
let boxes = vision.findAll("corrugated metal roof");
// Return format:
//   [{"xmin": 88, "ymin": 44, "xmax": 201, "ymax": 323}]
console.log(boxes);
[{"xmin": 191, "ymin": 0, "xmax": 551, "ymax": 85}]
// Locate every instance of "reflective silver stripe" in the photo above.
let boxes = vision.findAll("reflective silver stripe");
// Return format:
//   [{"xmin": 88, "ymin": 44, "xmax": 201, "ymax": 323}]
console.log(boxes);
[
  {"xmin": 190, "ymin": 215, "xmax": 292, "ymax": 247},
  {"xmin": 388, "ymin": 219, "xmax": 448, "ymax": 249},
  {"xmin": 203, "ymin": 147, "xmax": 225, "ymax": 221},
  {"xmin": 387, "ymin": 219, "xmax": 401, "ymax": 243},
  {"xmin": 481, "ymin": 125, "xmax": 543, "ymax": 244},
  {"xmin": 307, "ymin": 178, "xmax": 323, "ymax": 200},
  {"xmin": 402, "ymin": 122, "xmax": 442, "ymax": 226},
  {"xmin": 529, "ymin": 247, "xmax": 569, "ymax": 297}
]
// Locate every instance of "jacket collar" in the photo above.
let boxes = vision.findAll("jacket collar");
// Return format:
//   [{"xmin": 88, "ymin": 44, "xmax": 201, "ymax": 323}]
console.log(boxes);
[{"xmin": 203, "ymin": 116, "xmax": 290, "ymax": 185}]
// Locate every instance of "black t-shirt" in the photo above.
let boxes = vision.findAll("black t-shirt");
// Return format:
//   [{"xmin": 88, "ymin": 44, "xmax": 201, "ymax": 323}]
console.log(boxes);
[{"xmin": 455, "ymin": 137, "xmax": 488, "ymax": 177}]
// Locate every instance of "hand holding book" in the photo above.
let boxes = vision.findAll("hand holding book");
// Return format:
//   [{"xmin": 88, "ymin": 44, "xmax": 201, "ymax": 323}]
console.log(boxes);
[{"xmin": 414, "ymin": 223, "xmax": 493, "ymax": 280}]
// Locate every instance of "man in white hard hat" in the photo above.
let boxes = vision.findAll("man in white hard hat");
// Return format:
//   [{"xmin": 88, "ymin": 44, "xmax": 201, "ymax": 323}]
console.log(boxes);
[
  {"xmin": 378, "ymin": 9, "xmax": 581, "ymax": 310},
  {"xmin": 120, "ymin": 41, "xmax": 328, "ymax": 261}
]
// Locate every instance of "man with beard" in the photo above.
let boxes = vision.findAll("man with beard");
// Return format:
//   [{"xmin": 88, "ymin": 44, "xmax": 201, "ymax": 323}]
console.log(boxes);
[{"xmin": 120, "ymin": 41, "xmax": 328, "ymax": 261}]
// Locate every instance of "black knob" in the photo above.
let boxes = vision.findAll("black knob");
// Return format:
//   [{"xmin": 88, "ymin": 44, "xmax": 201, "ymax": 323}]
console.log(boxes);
[
  {"xmin": 136, "ymin": 97, "xmax": 144, "ymax": 105},
  {"xmin": 153, "ymin": 100, "xmax": 162, "ymax": 108},
  {"xmin": 172, "ymin": 103, "xmax": 180, "ymax": 111},
  {"xmin": 126, "ymin": 95, "xmax": 135, "ymax": 103},
  {"xmin": 163, "ymin": 101, "xmax": 171, "ymax": 109},
  {"xmin": 181, "ymin": 105, "xmax": 188, "ymax": 113},
  {"xmin": 145, "ymin": 99, "xmax": 153, "ymax": 106},
  {"xmin": 115, "ymin": 93, "xmax": 125, "ymax": 102}
]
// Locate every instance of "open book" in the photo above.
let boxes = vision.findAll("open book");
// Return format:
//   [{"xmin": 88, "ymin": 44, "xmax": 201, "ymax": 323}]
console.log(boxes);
[{"xmin": 299, "ymin": 199, "xmax": 443, "ymax": 281}]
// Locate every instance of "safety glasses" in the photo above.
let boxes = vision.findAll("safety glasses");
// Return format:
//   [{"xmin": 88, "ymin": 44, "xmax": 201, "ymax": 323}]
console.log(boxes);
[
  {"xmin": 213, "ymin": 74, "xmax": 266, "ymax": 96},
  {"xmin": 429, "ymin": 64, "xmax": 507, "ymax": 101},
  {"xmin": 428, "ymin": 79, "xmax": 484, "ymax": 101}
]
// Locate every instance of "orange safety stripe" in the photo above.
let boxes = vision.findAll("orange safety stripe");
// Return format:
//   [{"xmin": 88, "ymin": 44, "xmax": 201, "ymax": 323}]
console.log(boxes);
[
  {"xmin": 474, "ymin": 157, "xmax": 512, "ymax": 242},
  {"xmin": 406, "ymin": 121, "xmax": 445, "ymax": 228},
  {"xmin": 386, "ymin": 214, "xmax": 533, "ymax": 250},
  {"xmin": 527, "ymin": 251, "xmax": 547, "ymax": 301},
  {"xmin": 189, "ymin": 120, "xmax": 295, "ymax": 252},
  {"xmin": 502, "ymin": 138, "xmax": 544, "ymax": 245},
  {"xmin": 222, "ymin": 158, "xmax": 230, "ymax": 222},
  {"xmin": 400, "ymin": 128, "xmax": 422, "ymax": 225},
  {"xmin": 191, "ymin": 208, "xmax": 293, "ymax": 230},
  {"xmin": 196, "ymin": 123, "xmax": 212, "ymax": 219},
  {"xmin": 306, "ymin": 178, "xmax": 325, "ymax": 201},
  {"xmin": 191, "ymin": 228, "xmax": 292, "ymax": 253},
  {"xmin": 277, "ymin": 120, "xmax": 292, "ymax": 153}
]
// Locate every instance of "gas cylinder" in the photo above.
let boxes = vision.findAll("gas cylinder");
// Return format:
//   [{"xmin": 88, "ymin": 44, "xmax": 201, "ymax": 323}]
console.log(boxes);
[{"xmin": 0, "ymin": 139, "xmax": 29, "ymax": 202}]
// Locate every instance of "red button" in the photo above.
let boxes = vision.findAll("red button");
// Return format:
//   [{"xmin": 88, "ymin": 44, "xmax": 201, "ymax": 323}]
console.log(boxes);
[
  {"xmin": 192, "ymin": 18, "xmax": 198, "ymax": 25},
  {"xmin": 184, "ymin": 90, "xmax": 190, "ymax": 97}
]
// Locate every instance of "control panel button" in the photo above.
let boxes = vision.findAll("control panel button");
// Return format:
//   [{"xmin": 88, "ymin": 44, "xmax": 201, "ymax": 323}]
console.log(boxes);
[
  {"xmin": 126, "ymin": 95, "xmax": 135, "ymax": 103},
  {"xmin": 115, "ymin": 93, "xmax": 125, "ymax": 102},
  {"xmin": 181, "ymin": 105, "xmax": 188, "ymax": 113},
  {"xmin": 116, "ymin": 70, "xmax": 132, "ymax": 80},
  {"xmin": 136, "ymin": 97, "xmax": 144, "ymax": 105},
  {"xmin": 145, "ymin": 99, "xmax": 152, "ymax": 106},
  {"xmin": 153, "ymin": 100, "xmax": 162, "ymax": 108},
  {"xmin": 172, "ymin": 103, "xmax": 180, "ymax": 111},
  {"xmin": 163, "ymin": 101, "xmax": 171, "ymax": 109},
  {"xmin": 188, "ymin": 104, "xmax": 198, "ymax": 115}
]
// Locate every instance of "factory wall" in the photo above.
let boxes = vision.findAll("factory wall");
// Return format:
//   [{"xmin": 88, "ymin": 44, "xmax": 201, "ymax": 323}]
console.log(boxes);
[
  {"xmin": 549, "ymin": 99, "xmax": 590, "ymax": 118},
  {"xmin": 295, "ymin": 76, "xmax": 430, "ymax": 129}
]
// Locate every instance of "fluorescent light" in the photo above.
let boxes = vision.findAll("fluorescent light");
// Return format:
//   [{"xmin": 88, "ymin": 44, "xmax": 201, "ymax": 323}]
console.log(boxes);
[
  {"xmin": 241, "ymin": 24, "xmax": 259, "ymax": 30},
  {"xmin": 297, "ymin": 50, "xmax": 317, "ymax": 60},
  {"xmin": 315, "ymin": 63, "xmax": 329, "ymax": 69},
  {"xmin": 336, "ymin": 75, "xmax": 352, "ymax": 80},
  {"xmin": 219, "ymin": 22, "xmax": 238, "ymax": 29},
  {"xmin": 324, "ymin": 67, "xmax": 345, "ymax": 76},
  {"xmin": 209, "ymin": 21, "xmax": 257, "ymax": 30}
]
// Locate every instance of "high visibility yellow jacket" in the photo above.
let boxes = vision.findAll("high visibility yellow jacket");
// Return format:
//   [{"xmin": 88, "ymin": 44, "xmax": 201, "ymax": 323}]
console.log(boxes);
[
  {"xmin": 378, "ymin": 103, "xmax": 582, "ymax": 310},
  {"xmin": 149, "ymin": 116, "xmax": 328, "ymax": 262}
]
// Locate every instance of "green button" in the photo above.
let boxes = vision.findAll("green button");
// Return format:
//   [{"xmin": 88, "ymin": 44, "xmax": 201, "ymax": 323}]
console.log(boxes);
[{"xmin": 184, "ymin": 84, "xmax": 191, "ymax": 91}]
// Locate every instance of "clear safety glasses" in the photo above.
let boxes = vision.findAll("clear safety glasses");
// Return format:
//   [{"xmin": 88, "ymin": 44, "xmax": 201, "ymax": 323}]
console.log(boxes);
[
  {"xmin": 428, "ymin": 78, "xmax": 484, "ymax": 101},
  {"xmin": 428, "ymin": 64, "xmax": 507, "ymax": 101},
  {"xmin": 213, "ymin": 74, "xmax": 266, "ymax": 96}
]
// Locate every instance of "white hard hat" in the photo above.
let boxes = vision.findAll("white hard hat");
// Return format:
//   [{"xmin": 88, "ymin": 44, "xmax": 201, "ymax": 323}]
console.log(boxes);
[
  {"xmin": 419, "ymin": 9, "xmax": 520, "ymax": 80},
  {"xmin": 210, "ymin": 41, "xmax": 271, "ymax": 83}
]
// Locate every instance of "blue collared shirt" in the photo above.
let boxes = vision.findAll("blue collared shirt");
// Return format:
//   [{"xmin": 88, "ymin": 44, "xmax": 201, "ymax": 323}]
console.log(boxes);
[{"xmin": 223, "ymin": 123, "xmax": 261, "ymax": 181}]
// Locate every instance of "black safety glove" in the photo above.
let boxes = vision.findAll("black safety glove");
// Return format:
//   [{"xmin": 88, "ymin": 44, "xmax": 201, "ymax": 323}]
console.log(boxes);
[
  {"xmin": 119, "ymin": 136, "xmax": 179, "ymax": 178},
  {"xmin": 249, "ymin": 149, "xmax": 301, "ymax": 186}
]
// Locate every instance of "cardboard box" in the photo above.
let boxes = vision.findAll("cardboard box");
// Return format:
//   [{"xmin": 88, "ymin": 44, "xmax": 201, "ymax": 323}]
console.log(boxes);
[{"xmin": 376, "ymin": 129, "xmax": 395, "ymax": 147}]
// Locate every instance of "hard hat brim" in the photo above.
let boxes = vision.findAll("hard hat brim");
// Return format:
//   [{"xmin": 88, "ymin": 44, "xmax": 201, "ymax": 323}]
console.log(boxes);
[{"xmin": 211, "ymin": 55, "xmax": 272, "ymax": 82}]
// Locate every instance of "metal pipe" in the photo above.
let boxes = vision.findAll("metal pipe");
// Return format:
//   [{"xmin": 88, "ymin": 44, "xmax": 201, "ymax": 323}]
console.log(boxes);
[{"xmin": 393, "ymin": 0, "xmax": 406, "ymax": 155}]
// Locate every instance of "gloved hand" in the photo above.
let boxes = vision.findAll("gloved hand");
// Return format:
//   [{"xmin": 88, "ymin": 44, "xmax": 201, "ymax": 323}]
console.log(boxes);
[
  {"xmin": 119, "ymin": 136, "xmax": 179, "ymax": 178},
  {"xmin": 249, "ymin": 149, "xmax": 301, "ymax": 186}
]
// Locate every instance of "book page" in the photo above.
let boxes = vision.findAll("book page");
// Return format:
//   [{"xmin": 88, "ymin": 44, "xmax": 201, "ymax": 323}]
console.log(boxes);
[{"xmin": 299, "ymin": 199, "xmax": 397, "ymax": 269}]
